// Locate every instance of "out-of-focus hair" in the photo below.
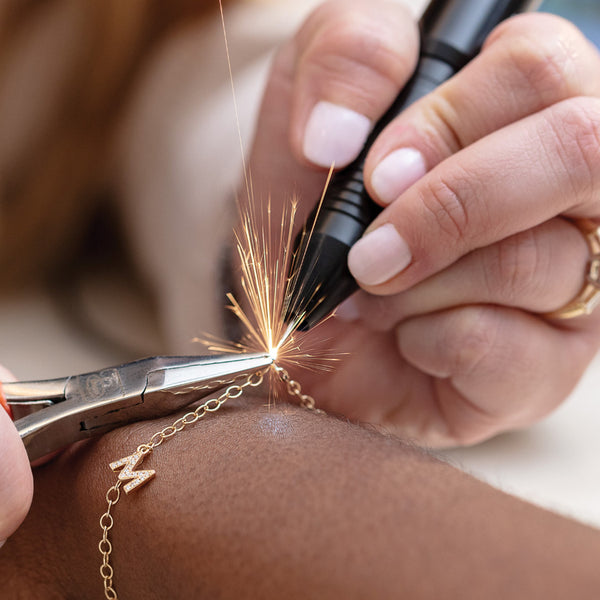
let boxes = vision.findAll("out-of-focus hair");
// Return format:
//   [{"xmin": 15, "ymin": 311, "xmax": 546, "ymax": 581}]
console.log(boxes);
[{"xmin": 0, "ymin": 0, "xmax": 216, "ymax": 286}]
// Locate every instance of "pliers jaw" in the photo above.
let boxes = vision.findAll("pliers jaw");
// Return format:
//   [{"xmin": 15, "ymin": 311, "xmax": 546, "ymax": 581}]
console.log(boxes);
[{"xmin": 5, "ymin": 352, "xmax": 273, "ymax": 461}]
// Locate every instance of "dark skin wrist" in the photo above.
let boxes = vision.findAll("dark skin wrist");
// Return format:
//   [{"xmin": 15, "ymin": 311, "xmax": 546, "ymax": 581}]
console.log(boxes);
[{"xmin": 3, "ymin": 397, "xmax": 600, "ymax": 599}]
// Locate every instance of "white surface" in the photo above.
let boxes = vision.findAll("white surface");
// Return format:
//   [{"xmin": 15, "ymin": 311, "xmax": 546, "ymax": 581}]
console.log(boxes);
[{"xmin": 1, "ymin": 289, "xmax": 599, "ymax": 528}]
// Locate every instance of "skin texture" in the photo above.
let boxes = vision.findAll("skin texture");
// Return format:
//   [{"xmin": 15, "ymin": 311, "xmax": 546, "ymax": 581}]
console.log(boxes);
[
  {"xmin": 245, "ymin": 1, "xmax": 600, "ymax": 446},
  {"xmin": 2, "ymin": 397, "xmax": 600, "ymax": 599}
]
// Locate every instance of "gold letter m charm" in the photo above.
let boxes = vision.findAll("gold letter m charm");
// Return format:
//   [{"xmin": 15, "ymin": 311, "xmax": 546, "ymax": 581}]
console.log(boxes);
[{"xmin": 110, "ymin": 451, "xmax": 156, "ymax": 494}]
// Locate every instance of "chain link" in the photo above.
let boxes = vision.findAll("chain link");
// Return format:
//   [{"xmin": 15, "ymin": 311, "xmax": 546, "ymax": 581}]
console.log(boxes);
[
  {"xmin": 273, "ymin": 365, "xmax": 322, "ymax": 412},
  {"xmin": 98, "ymin": 369, "xmax": 265, "ymax": 599},
  {"xmin": 137, "ymin": 375, "xmax": 258, "ymax": 454},
  {"xmin": 98, "ymin": 366, "xmax": 321, "ymax": 598},
  {"xmin": 99, "ymin": 481, "xmax": 121, "ymax": 599}
]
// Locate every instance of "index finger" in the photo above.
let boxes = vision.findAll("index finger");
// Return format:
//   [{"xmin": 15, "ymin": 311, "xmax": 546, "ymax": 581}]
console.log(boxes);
[
  {"xmin": 348, "ymin": 96, "xmax": 600, "ymax": 291},
  {"xmin": 363, "ymin": 13, "xmax": 600, "ymax": 205}
]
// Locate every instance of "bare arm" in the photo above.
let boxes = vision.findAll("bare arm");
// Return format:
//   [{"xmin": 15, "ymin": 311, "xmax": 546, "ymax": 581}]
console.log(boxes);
[{"xmin": 3, "ymin": 397, "xmax": 599, "ymax": 599}]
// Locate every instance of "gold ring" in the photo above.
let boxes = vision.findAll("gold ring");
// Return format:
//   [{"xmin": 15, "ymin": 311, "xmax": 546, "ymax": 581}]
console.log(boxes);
[{"xmin": 545, "ymin": 219, "xmax": 600, "ymax": 319}]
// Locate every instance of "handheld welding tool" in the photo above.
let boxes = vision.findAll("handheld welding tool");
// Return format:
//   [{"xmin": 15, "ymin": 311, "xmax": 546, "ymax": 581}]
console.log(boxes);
[{"xmin": 286, "ymin": 0, "xmax": 542, "ymax": 331}]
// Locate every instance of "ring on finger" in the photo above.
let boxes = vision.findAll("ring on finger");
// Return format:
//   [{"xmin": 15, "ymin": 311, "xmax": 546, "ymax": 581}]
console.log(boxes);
[{"xmin": 545, "ymin": 219, "xmax": 600, "ymax": 319}]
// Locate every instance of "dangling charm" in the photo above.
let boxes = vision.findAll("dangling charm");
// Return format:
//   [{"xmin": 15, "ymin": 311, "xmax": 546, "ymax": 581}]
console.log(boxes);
[{"xmin": 110, "ymin": 451, "xmax": 156, "ymax": 494}]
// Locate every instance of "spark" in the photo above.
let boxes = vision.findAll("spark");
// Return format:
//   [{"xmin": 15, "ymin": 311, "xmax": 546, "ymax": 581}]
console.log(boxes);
[
  {"xmin": 200, "ymin": 0, "xmax": 338, "ymax": 377},
  {"xmin": 202, "ymin": 190, "xmax": 337, "ymax": 375}
]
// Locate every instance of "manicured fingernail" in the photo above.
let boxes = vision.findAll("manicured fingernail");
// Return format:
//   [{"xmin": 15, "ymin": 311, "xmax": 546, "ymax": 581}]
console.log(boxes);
[
  {"xmin": 0, "ymin": 388, "xmax": 11, "ymax": 420},
  {"xmin": 303, "ymin": 101, "xmax": 371, "ymax": 168},
  {"xmin": 371, "ymin": 148, "xmax": 426, "ymax": 204},
  {"xmin": 348, "ymin": 223, "xmax": 412, "ymax": 286},
  {"xmin": 335, "ymin": 296, "xmax": 360, "ymax": 322}
]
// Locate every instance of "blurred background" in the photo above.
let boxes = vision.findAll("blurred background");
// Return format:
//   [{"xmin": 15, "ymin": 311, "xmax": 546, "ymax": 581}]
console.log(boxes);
[
  {"xmin": 0, "ymin": 0, "xmax": 599, "ymax": 526},
  {"xmin": 543, "ymin": 0, "xmax": 600, "ymax": 46}
]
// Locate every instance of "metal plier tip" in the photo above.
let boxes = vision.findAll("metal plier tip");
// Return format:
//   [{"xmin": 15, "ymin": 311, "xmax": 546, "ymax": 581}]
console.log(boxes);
[{"xmin": 3, "ymin": 352, "xmax": 273, "ymax": 462}]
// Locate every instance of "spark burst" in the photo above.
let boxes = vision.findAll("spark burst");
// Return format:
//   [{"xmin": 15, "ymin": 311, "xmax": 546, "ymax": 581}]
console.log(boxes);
[
  {"xmin": 202, "ymin": 0, "xmax": 337, "ymax": 378},
  {"xmin": 228, "ymin": 196, "xmax": 302, "ymax": 362},
  {"xmin": 203, "ymin": 183, "xmax": 337, "ymax": 375}
]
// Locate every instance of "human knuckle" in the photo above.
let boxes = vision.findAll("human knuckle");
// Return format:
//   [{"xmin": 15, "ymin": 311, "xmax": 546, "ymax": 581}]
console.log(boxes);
[
  {"xmin": 497, "ymin": 15, "xmax": 587, "ymax": 102},
  {"xmin": 441, "ymin": 308, "xmax": 499, "ymax": 376},
  {"xmin": 304, "ymin": 9, "xmax": 408, "ymax": 98},
  {"xmin": 546, "ymin": 97, "xmax": 600, "ymax": 196},
  {"xmin": 419, "ymin": 94, "xmax": 464, "ymax": 155},
  {"xmin": 486, "ymin": 230, "xmax": 546, "ymax": 304},
  {"xmin": 419, "ymin": 171, "xmax": 475, "ymax": 243}
]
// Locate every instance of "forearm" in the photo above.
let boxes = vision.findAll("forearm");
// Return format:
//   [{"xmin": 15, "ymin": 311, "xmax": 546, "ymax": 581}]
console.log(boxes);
[{"xmin": 3, "ymin": 398, "xmax": 600, "ymax": 599}]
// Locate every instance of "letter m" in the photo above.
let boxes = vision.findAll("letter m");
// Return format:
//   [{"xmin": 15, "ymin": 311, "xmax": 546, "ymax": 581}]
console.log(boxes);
[{"xmin": 110, "ymin": 451, "xmax": 156, "ymax": 494}]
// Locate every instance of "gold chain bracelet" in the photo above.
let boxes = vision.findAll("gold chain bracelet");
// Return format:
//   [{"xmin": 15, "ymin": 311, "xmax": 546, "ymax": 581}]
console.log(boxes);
[{"xmin": 99, "ymin": 365, "xmax": 318, "ymax": 599}]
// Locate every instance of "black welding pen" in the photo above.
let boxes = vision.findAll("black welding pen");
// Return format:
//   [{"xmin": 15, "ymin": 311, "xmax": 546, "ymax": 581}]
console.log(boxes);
[{"xmin": 286, "ymin": 0, "xmax": 541, "ymax": 331}]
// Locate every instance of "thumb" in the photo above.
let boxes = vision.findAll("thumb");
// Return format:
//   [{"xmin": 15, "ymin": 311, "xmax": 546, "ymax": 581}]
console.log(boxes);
[
  {"xmin": 0, "ymin": 366, "xmax": 33, "ymax": 547},
  {"xmin": 247, "ymin": 0, "xmax": 419, "ymax": 227},
  {"xmin": 288, "ymin": 0, "xmax": 419, "ymax": 169}
]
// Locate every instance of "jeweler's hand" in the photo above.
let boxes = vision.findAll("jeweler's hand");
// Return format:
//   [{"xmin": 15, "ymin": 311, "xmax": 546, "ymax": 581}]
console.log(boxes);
[
  {"xmin": 247, "ymin": 0, "xmax": 600, "ymax": 445},
  {"xmin": 0, "ymin": 365, "xmax": 33, "ymax": 547}
]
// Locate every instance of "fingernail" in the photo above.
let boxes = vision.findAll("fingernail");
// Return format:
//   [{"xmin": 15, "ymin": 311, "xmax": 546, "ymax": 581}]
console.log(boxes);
[
  {"xmin": 303, "ymin": 101, "xmax": 371, "ymax": 168},
  {"xmin": 348, "ymin": 223, "xmax": 412, "ymax": 286},
  {"xmin": 335, "ymin": 296, "xmax": 360, "ymax": 322},
  {"xmin": 0, "ymin": 385, "xmax": 11, "ymax": 420},
  {"xmin": 371, "ymin": 148, "xmax": 426, "ymax": 204}
]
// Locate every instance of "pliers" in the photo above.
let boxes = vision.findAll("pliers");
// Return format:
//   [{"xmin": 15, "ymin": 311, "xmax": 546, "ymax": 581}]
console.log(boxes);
[{"xmin": 3, "ymin": 352, "xmax": 273, "ymax": 462}]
